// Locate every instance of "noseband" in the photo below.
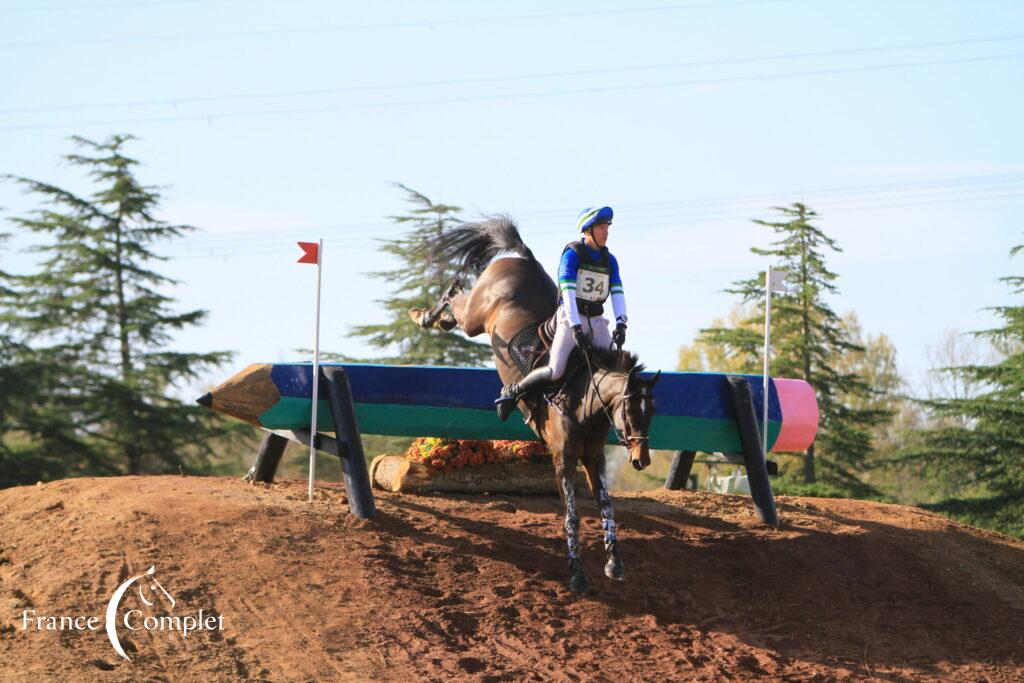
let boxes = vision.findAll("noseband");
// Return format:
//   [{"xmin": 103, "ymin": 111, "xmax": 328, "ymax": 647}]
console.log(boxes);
[{"xmin": 617, "ymin": 384, "xmax": 651, "ymax": 449}]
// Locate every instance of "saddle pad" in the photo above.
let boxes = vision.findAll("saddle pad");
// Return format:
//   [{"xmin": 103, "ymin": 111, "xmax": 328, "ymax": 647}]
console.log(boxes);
[{"xmin": 507, "ymin": 322, "xmax": 546, "ymax": 376}]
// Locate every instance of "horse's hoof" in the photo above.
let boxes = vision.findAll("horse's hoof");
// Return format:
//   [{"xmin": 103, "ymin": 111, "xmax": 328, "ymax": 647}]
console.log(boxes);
[
  {"xmin": 436, "ymin": 310, "xmax": 458, "ymax": 331},
  {"xmin": 604, "ymin": 559, "xmax": 625, "ymax": 581},
  {"xmin": 568, "ymin": 571, "xmax": 589, "ymax": 594},
  {"xmin": 407, "ymin": 308, "xmax": 426, "ymax": 326}
]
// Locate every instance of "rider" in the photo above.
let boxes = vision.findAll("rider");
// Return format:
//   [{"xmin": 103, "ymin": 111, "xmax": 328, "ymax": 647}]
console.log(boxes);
[{"xmin": 495, "ymin": 205, "xmax": 628, "ymax": 420}]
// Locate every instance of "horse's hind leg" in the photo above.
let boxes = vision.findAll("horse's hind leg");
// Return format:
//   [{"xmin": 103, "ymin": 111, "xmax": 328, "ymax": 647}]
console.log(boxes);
[
  {"xmin": 555, "ymin": 447, "xmax": 588, "ymax": 594},
  {"xmin": 582, "ymin": 443, "xmax": 624, "ymax": 581},
  {"xmin": 409, "ymin": 280, "xmax": 461, "ymax": 331}
]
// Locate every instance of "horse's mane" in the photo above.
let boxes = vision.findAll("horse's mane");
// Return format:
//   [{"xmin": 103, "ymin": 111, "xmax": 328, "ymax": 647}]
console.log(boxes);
[
  {"xmin": 426, "ymin": 215, "xmax": 536, "ymax": 277},
  {"xmin": 589, "ymin": 348, "xmax": 644, "ymax": 376}
]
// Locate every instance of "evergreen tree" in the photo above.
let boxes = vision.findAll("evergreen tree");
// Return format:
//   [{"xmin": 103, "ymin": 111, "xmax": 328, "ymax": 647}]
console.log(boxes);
[
  {"xmin": 345, "ymin": 183, "xmax": 490, "ymax": 366},
  {"xmin": 898, "ymin": 240, "xmax": 1024, "ymax": 536},
  {"xmin": 697, "ymin": 203, "xmax": 891, "ymax": 493},
  {"xmin": 4, "ymin": 134, "xmax": 234, "ymax": 476},
  {"xmin": 0, "ymin": 230, "xmax": 37, "ymax": 483}
]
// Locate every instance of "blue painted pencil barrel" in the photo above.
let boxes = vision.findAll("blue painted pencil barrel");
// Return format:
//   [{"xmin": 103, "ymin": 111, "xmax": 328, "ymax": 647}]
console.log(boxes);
[{"xmin": 200, "ymin": 362, "xmax": 819, "ymax": 454}]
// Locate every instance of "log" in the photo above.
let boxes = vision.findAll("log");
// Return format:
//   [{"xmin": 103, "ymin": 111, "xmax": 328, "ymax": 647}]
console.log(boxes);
[{"xmin": 369, "ymin": 454, "xmax": 587, "ymax": 495}]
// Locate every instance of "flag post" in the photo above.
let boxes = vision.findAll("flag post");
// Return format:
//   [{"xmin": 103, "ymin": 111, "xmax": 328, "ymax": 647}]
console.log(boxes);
[
  {"xmin": 309, "ymin": 239, "xmax": 323, "ymax": 502},
  {"xmin": 763, "ymin": 265, "xmax": 772, "ymax": 462},
  {"xmin": 763, "ymin": 266, "xmax": 788, "ymax": 460},
  {"xmin": 297, "ymin": 240, "xmax": 323, "ymax": 503}
]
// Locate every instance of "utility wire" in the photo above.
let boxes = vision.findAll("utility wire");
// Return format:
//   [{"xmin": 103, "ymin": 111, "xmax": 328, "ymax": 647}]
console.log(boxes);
[
  {"xmin": 0, "ymin": 0, "xmax": 241, "ymax": 13},
  {"xmin": 156, "ymin": 188, "xmax": 1024, "ymax": 262},
  {"xmin": 74, "ymin": 172, "xmax": 1016, "ymax": 253},
  {"xmin": 0, "ymin": 0, "xmax": 791, "ymax": 47},
  {"xmin": 4, "ymin": 33, "xmax": 1021, "ymax": 116},
  {"xmin": 129, "ymin": 181, "xmax": 1024, "ymax": 258},
  {"xmin": 6, "ymin": 174, "xmax": 1021, "ymax": 265},
  {"xmin": 6, "ymin": 182, "xmax": 1020, "ymax": 269},
  {"xmin": 88, "ymin": 173, "xmax": 1021, "ymax": 255},
  {"xmin": 3, "ymin": 52, "xmax": 1020, "ymax": 133}
]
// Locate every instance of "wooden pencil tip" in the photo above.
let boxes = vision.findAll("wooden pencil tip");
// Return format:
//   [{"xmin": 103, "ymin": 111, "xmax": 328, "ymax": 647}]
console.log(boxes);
[{"xmin": 196, "ymin": 392, "xmax": 213, "ymax": 408}]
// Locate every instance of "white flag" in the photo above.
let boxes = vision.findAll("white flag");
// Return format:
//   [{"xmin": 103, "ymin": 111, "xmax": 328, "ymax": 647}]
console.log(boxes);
[{"xmin": 768, "ymin": 269, "xmax": 790, "ymax": 293}]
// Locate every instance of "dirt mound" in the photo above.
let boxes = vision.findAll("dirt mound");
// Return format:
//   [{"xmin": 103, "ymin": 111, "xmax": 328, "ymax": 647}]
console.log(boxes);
[{"xmin": 1, "ymin": 476, "xmax": 1023, "ymax": 681}]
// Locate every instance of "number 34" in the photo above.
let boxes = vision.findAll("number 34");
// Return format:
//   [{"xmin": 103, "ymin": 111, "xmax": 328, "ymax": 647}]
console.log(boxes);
[{"xmin": 582, "ymin": 277, "xmax": 605, "ymax": 295}]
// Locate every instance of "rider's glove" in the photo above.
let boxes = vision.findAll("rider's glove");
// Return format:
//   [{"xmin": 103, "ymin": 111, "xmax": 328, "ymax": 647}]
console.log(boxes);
[
  {"xmin": 571, "ymin": 324, "xmax": 590, "ymax": 351},
  {"xmin": 612, "ymin": 322, "xmax": 627, "ymax": 349}
]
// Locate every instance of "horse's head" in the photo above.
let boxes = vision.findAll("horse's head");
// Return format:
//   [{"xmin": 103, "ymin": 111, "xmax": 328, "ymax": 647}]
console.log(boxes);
[
  {"xmin": 584, "ymin": 349, "xmax": 660, "ymax": 470},
  {"xmin": 618, "ymin": 367, "xmax": 660, "ymax": 471}
]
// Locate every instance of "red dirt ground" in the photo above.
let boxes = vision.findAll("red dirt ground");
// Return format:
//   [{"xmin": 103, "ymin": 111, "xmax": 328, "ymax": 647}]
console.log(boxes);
[{"xmin": 1, "ymin": 475, "xmax": 1023, "ymax": 681}]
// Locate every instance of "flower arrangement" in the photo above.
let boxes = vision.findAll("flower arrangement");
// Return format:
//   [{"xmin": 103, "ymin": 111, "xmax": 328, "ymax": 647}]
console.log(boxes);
[{"xmin": 406, "ymin": 437, "xmax": 549, "ymax": 475}]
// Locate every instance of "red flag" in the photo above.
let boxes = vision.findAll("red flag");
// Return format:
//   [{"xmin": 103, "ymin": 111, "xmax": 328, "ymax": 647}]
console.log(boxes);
[{"xmin": 297, "ymin": 241, "xmax": 319, "ymax": 264}]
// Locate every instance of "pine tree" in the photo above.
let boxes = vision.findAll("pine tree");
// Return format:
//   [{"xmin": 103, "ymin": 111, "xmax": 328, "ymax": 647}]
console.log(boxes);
[
  {"xmin": 344, "ymin": 183, "xmax": 491, "ymax": 366},
  {"xmin": 697, "ymin": 204, "xmax": 891, "ymax": 493},
  {"xmin": 0, "ymin": 230, "xmax": 38, "ymax": 484},
  {"xmin": 4, "ymin": 134, "xmax": 235, "ymax": 476},
  {"xmin": 898, "ymin": 240, "xmax": 1024, "ymax": 536}
]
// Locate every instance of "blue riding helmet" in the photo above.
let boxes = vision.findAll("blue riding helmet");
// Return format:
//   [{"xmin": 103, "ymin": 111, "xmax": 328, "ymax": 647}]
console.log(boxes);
[{"xmin": 576, "ymin": 206, "xmax": 613, "ymax": 233}]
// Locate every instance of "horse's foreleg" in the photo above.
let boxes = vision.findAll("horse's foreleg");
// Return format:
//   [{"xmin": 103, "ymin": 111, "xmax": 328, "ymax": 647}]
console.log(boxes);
[
  {"xmin": 556, "ymin": 451, "xmax": 588, "ymax": 594},
  {"xmin": 583, "ymin": 450, "xmax": 624, "ymax": 581}
]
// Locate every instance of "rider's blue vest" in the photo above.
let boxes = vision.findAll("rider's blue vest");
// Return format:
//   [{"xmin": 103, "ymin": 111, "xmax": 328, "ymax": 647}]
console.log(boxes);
[{"xmin": 559, "ymin": 241, "xmax": 616, "ymax": 317}]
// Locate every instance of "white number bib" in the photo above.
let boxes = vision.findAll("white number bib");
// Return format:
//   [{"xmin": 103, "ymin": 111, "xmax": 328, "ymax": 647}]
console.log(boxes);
[{"xmin": 576, "ymin": 267, "xmax": 610, "ymax": 303}]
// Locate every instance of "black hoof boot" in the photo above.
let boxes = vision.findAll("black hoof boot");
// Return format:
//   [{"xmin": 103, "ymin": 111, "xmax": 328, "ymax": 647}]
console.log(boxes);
[
  {"xmin": 604, "ymin": 542, "xmax": 625, "ymax": 581},
  {"xmin": 568, "ymin": 558, "xmax": 589, "ymax": 594}
]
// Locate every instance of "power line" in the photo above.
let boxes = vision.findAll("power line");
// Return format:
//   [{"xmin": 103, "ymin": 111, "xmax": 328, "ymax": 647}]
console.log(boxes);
[
  {"xmin": 5, "ymin": 33, "xmax": 1021, "ymax": 116},
  {"xmin": 5, "ymin": 173, "xmax": 1021, "ymax": 266},
  {"xmin": 155, "ymin": 172, "xmax": 1024, "ymax": 246},
  {"xmin": 128, "ymin": 177, "xmax": 1024, "ymax": 257},
  {"xmin": 0, "ymin": 0, "xmax": 791, "ymax": 47},
  {"xmin": 516, "ymin": 173, "xmax": 1024, "ymax": 219},
  {"xmin": 0, "ymin": 0, "xmax": 240, "ymax": 13},
  {"xmin": 159, "ymin": 189, "xmax": 1024, "ymax": 262},
  {"xmin": 6, "ymin": 183, "xmax": 1020, "ymax": 268},
  {"xmin": 91, "ymin": 172, "xmax": 1019, "ymax": 255},
  {"xmin": 4, "ymin": 52, "xmax": 1021, "ymax": 133}
]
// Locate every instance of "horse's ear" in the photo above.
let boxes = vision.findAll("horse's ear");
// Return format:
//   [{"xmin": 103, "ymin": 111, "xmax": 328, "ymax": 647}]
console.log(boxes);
[{"xmin": 646, "ymin": 370, "xmax": 662, "ymax": 388}]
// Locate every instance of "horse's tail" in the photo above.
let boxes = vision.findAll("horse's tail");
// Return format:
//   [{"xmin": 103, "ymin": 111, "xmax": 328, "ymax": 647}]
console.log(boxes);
[{"xmin": 430, "ymin": 215, "xmax": 536, "ymax": 277}]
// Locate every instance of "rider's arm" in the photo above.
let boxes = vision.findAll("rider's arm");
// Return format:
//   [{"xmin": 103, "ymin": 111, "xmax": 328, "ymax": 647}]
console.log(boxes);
[
  {"xmin": 558, "ymin": 248, "xmax": 583, "ymax": 325},
  {"xmin": 609, "ymin": 254, "xmax": 627, "ymax": 324}
]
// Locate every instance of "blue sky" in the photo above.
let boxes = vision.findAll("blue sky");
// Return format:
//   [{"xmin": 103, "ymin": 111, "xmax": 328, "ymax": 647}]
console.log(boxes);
[{"xmin": 2, "ymin": 0, "xmax": 1022, "ymax": 397}]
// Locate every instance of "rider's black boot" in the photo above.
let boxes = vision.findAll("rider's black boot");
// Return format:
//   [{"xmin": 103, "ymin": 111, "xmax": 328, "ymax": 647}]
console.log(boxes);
[{"xmin": 495, "ymin": 367, "xmax": 554, "ymax": 421}]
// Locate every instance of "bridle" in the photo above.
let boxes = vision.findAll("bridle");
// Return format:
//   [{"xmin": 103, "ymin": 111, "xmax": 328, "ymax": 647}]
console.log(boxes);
[{"xmin": 581, "ymin": 350, "xmax": 649, "ymax": 449}]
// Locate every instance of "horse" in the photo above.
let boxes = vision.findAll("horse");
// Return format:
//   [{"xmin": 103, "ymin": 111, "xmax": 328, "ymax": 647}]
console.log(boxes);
[{"xmin": 409, "ymin": 216, "xmax": 659, "ymax": 594}]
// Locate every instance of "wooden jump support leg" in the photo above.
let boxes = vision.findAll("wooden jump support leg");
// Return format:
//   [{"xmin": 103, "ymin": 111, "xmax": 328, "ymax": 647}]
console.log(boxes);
[
  {"xmin": 323, "ymin": 366, "xmax": 376, "ymax": 520},
  {"xmin": 726, "ymin": 375, "xmax": 779, "ymax": 527},
  {"xmin": 242, "ymin": 367, "xmax": 376, "ymax": 520},
  {"xmin": 664, "ymin": 450, "xmax": 697, "ymax": 490},
  {"xmin": 245, "ymin": 432, "xmax": 289, "ymax": 483}
]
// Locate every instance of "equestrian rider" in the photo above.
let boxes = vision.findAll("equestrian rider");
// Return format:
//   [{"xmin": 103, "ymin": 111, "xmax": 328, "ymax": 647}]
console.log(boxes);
[{"xmin": 495, "ymin": 206, "xmax": 627, "ymax": 420}]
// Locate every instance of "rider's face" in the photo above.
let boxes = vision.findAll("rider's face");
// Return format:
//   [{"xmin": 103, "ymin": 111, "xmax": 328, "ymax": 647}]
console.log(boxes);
[{"xmin": 588, "ymin": 222, "xmax": 610, "ymax": 247}]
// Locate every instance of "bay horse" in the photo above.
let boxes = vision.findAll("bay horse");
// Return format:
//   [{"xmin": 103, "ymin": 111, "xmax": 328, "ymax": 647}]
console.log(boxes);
[{"xmin": 410, "ymin": 216, "xmax": 659, "ymax": 594}]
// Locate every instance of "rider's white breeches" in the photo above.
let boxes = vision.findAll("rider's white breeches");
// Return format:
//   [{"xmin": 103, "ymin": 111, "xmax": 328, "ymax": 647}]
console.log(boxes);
[{"xmin": 546, "ymin": 307, "xmax": 613, "ymax": 380}]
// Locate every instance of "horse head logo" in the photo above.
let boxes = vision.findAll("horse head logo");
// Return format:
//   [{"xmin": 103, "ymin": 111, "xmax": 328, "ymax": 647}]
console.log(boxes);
[{"xmin": 104, "ymin": 566, "xmax": 175, "ymax": 662}]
